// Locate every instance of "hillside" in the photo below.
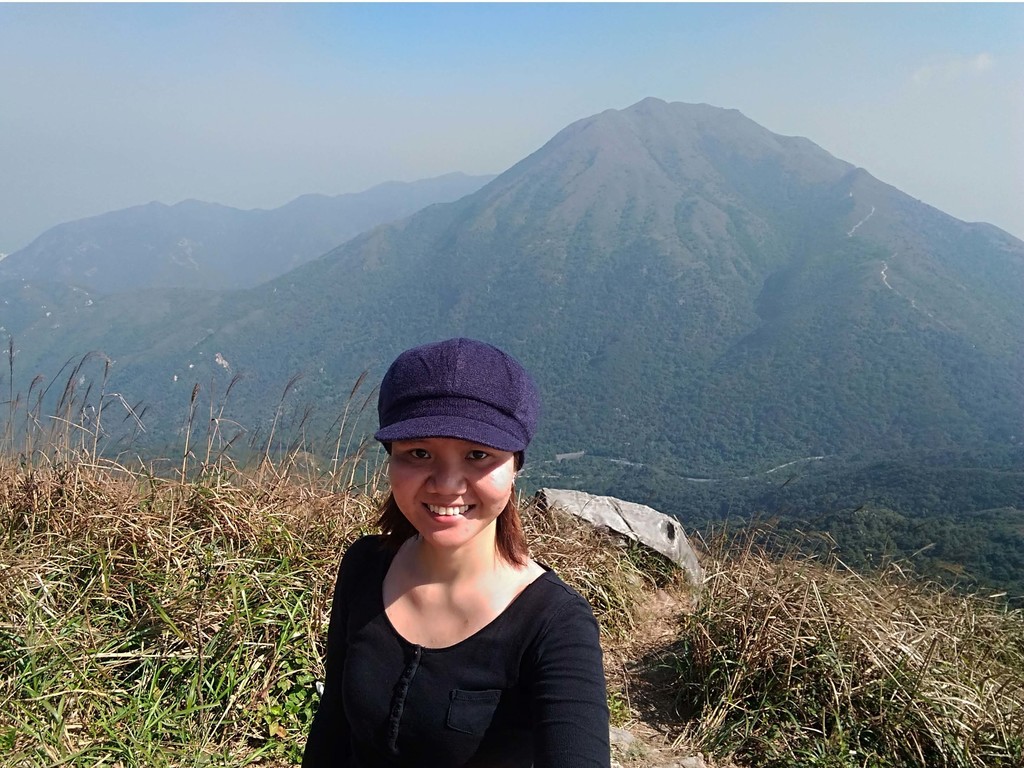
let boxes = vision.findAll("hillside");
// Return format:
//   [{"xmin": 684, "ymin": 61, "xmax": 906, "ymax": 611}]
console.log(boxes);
[
  {"xmin": 3, "ymin": 99, "xmax": 1022, "ymax": 592},
  {"xmin": 1, "ymin": 452, "xmax": 1021, "ymax": 767},
  {"xmin": 0, "ymin": 173, "xmax": 494, "ymax": 292}
]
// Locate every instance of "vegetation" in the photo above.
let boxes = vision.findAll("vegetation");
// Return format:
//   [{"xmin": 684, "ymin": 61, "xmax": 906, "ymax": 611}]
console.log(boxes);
[
  {"xmin": 1, "ymin": 458, "xmax": 358, "ymax": 766},
  {"xmin": 0, "ymin": 378, "xmax": 664, "ymax": 765},
  {"xmin": 526, "ymin": 451, "xmax": 1024, "ymax": 600},
  {"xmin": 7, "ymin": 99, "xmax": 1023, "ymax": 496},
  {"xmin": 659, "ymin": 529, "xmax": 1024, "ymax": 767},
  {"xmin": 6, "ymin": 107, "xmax": 1023, "ymax": 634},
  {"xmin": 2, "ymin": 435, "xmax": 1021, "ymax": 766}
]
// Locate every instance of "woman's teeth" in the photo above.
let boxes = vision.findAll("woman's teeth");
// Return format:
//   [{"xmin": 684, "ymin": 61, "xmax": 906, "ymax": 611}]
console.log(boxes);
[{"xmin": 427, "ymin": 504, "xmax": 470, "ymax": 516}]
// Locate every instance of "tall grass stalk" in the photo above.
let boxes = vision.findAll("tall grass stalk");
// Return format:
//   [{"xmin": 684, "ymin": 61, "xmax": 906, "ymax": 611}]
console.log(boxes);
[
  {"xmin": 327, "ymin": 370, "xmax": 372, "ymax": 481},
  {"xmin": 203, "ymin": 373, "xmax": 245, "ymax": 470},
  {"xmin": 180, "ymin": 383, "xmax": 201, "ymax": 483},
  {"xmin": 261, "ymin": 374, "xmax": 303, "ymax": 472},
  {"xmin": 4, "ymin": 338, "xmax": 13, "ymax": 453}
]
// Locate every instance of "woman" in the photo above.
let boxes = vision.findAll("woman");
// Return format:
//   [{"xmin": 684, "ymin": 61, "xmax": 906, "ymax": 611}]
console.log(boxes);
[{"xmin": 303, "ymin": 337, "xmax": 610, "ymax": 767}]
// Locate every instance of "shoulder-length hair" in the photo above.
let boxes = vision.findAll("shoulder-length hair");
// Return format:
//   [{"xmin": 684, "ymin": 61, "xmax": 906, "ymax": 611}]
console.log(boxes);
[{"xmin": 376, "ymin": 493, "xmax": 528, "ymax": 566}]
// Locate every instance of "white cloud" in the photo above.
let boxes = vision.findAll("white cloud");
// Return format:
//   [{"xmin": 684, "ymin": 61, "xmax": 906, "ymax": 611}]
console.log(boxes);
[
  {"xmin": 912, "ymin": 52, "xmax": 995, "ymax": 84},
  {"xmin": 972, "ymin": 52, "xmax": 995, "ymax": 72}
]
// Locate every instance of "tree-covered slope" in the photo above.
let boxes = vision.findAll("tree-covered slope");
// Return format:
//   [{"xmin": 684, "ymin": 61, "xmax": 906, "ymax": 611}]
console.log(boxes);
[{"xmin": 5, "ymin": 99, "xmax": 1022, "ymax": 500}]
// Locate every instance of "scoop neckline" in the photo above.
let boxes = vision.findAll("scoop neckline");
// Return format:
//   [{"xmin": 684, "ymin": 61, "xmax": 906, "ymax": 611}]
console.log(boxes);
[{"xmin": 378, "ymin": 557, "xmax": 557, "ymax": 652}]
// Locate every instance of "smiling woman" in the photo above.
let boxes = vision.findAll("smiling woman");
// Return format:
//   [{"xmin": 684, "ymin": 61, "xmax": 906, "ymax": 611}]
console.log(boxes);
[
  {"xmin": 384, "ymin": 438, "xmax": 520, "ymax": 564},
  {"xmin": 303, "ymin": 338, "xmax": 610, "ymax": 767}
]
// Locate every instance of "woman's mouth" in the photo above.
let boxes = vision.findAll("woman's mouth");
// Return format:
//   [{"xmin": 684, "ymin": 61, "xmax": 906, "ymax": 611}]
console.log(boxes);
[{"xmin": 426, "ymin": 504, "xmax": 471, "ymax": 516}]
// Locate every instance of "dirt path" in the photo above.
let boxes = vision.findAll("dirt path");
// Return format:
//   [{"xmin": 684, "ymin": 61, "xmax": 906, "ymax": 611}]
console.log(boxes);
[{"xmin": 603, "ymin": 585, "xmax": 739, "ymax": 768}]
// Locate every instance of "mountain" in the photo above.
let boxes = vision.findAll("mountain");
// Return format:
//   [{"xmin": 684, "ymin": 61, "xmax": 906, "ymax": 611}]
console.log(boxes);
[
  {"xmin": 5, "ymin": 99, "xmax": 1023, "ymax": 528},
  {"xmin": 0, "ymin": 173, "xmax": 494, "ymax": 293}
]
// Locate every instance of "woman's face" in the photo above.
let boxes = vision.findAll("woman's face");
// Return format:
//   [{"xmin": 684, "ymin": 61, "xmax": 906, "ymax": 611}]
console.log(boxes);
[{"xmin": 387, "ymin": 437, "xmax": 516, "ymax": 553}]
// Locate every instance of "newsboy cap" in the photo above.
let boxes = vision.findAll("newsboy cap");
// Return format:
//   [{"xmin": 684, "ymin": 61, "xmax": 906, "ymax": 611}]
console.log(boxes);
[{"xmin": 375, "ymin": 338, "xmax": 540, "ymax": 454}]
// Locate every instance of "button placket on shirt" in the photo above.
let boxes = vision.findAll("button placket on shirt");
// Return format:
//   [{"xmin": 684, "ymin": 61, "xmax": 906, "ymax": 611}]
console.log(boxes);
[{"xmin": 386, "ymin": 644, "xmax": 423, "ymax": 755}]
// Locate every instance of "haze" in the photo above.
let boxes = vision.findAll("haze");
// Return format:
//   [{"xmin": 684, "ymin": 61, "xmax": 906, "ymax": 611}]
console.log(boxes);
[{"xmin": 1, "ymin": 3, "xmax": 1021, "ymax": 253}]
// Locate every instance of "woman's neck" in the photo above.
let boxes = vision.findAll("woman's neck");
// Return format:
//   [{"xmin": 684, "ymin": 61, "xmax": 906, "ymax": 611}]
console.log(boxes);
[{"xmin": 405, "ymin": 531, "xmax": 504, "ymax": 585}]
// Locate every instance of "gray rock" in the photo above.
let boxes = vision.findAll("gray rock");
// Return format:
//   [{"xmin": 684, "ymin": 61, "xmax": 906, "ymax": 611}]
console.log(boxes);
[
  {"xmin": 535, "ymin": 488, "xmax": 703, "ymax": 587},
  {"xmin": 609, "ymin": 725, "xmax": 637, "ymax": 750}
]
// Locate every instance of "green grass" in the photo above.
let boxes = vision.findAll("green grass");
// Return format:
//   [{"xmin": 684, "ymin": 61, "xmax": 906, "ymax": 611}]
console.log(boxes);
[{"xmin": 6, "ymin": 458, "xmax": 1022, "ymax": 768}]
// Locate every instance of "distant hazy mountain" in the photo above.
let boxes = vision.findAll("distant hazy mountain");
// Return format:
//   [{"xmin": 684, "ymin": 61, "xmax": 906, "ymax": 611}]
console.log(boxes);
[
  {"xmin": 0, "ymin": 173, "xmax": 494, "ymax": 292},
  {"xmin": 7, "ymin": 98, "xmax": 1023, "ymax": 506}
]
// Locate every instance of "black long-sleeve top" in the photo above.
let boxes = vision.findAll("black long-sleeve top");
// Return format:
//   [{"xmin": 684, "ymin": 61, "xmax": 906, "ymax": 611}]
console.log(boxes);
[{"xmin": 302, "ymin": 535, "xmax": 610, "ymax": 767}]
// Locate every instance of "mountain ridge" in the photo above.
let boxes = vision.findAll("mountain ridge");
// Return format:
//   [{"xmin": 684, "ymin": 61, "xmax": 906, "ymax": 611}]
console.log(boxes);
[{"xmin": 0, "ymin": 172, "xmax": 495, "ymax": 293}]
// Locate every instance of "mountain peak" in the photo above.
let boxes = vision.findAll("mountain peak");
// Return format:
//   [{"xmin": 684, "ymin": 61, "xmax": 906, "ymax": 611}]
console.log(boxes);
[
  {"xmin": 9, "ymin": 101, "xmax": 1023, "ymax": 506},
  {"xmin": 469, "ymin": 97, "xmax": 855, "ymax": 255}
]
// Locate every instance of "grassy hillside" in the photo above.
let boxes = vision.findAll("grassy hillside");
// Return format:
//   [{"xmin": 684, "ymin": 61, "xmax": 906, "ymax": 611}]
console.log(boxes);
[{"xmin": 2, "ymin": 444, "xmax": 1021, "ymax": 767}]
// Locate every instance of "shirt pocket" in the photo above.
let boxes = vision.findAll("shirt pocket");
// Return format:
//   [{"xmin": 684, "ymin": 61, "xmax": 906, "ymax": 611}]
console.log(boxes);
[{"xmin": 446, "ymin": 688, "xmax": 502, "ymax": 734}]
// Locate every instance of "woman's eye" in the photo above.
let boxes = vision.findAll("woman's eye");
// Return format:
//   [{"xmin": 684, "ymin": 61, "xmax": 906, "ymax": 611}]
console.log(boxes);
[
  {"xmin": 409, "ymin": 448, "xmax": 431, "ymax": 459},
  {"xmin": 467, "ymin": 450, "xmax": 490, "ymax": 461}
]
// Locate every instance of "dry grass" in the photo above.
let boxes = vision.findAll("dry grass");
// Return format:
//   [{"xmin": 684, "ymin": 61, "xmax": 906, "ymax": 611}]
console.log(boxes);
[
  {"xmin": 0, "ymin": 453, "xmax": 667, "ymax": 767},
  {"xmin": 0, "ymin": 442, "xmax": 1021, "ymax": 767},
  {"xmin": 650, "ymin": 532, "xmax": 1024, "ymax": 768},
  {"xmin": 0, "ymin": 456, "xmax": 378, "ymax": 766}
]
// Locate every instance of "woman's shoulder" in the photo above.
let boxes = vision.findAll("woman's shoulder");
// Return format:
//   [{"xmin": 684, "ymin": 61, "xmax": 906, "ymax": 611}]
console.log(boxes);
[
  {"xmin": 345, "ymin": 533, "xmax": 387, "ymax": 557},
  {"xmin": 518, "ymin": 565, "xmax": 598, "ymax": 627},
  {"xmin": 336, "ymin": 534, "xmax": 392, "ymax": 578},
  {"xmin": 530, "ymin": 561, "xmax": 584, "ymax": 597},
  {"xmin": 510, "ymin": 567, "xmax": 603, "ymax": 666}
]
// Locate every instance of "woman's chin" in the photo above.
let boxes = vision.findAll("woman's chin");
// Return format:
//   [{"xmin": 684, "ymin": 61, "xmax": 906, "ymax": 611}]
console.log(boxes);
[{"xmin": 415, "ymin": 520, "xmax": 496, "ymax": 551}]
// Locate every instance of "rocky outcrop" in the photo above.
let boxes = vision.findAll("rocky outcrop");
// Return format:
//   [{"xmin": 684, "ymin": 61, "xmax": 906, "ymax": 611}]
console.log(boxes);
[{"xmin": 534, "ymin": 488, "xmax": 703, "ymax": 587}]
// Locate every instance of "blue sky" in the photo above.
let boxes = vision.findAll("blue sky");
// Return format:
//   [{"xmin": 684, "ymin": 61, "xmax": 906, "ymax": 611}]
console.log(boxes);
[{"xmin": 1, "ymin": 3, "xmax": 1022, "ymax": 251}]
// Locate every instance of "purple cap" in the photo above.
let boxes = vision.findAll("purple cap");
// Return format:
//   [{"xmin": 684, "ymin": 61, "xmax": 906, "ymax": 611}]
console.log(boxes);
[{"xmin": 375, "ymin": 338, "xmax": 540, "ymax": 453}]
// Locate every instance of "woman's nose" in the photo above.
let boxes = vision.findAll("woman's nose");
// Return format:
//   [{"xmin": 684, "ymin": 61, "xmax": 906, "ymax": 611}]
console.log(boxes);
[{"xmin": 427, "ymin": 460, "xmax": 468, "ymax": 493}]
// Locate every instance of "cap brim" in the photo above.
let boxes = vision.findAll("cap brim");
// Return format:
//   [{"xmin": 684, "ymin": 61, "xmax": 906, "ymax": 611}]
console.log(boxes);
[{"xmin": 375, "ymin": 414, "xmax": 527, "ymax": 453}]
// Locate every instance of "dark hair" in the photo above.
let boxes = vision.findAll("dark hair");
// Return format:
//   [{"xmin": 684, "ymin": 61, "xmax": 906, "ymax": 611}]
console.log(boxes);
[{"xmin": 376, "ymin": 492, "xmax": 528, "ymax": 567}]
